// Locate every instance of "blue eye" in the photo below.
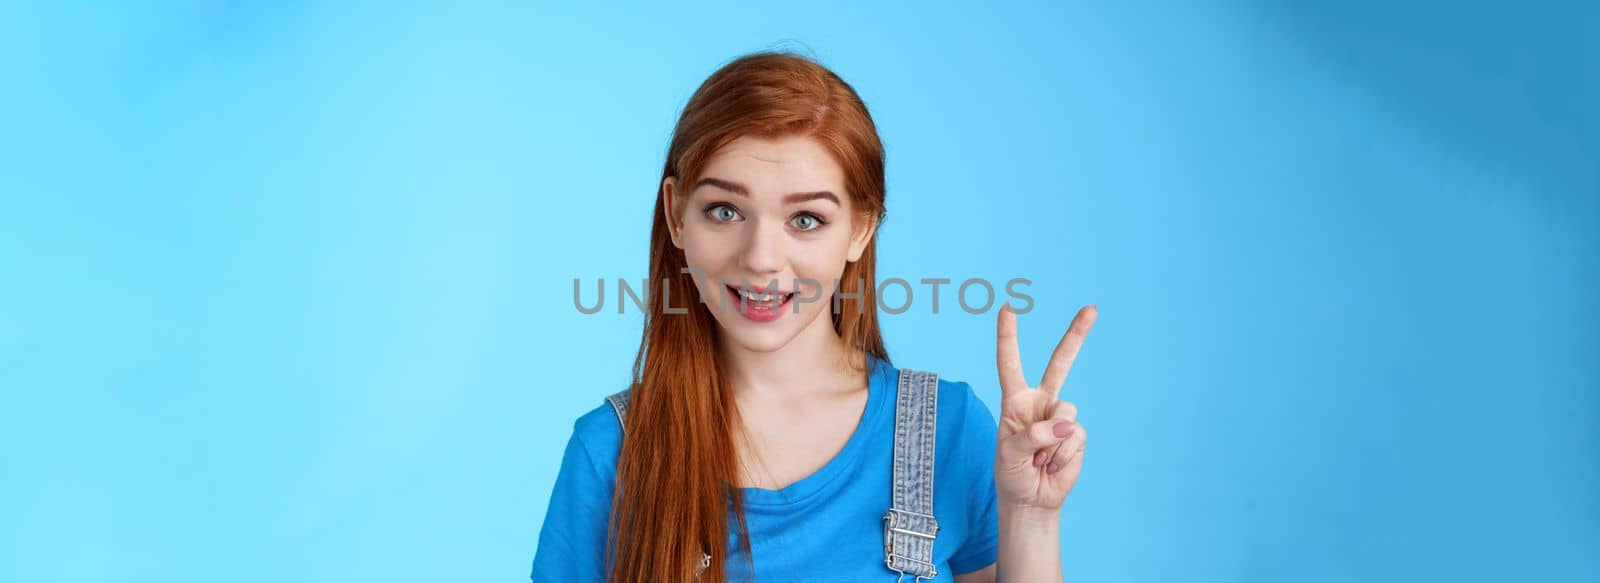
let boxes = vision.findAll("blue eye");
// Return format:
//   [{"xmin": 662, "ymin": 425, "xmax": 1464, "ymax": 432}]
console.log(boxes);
[
  {"xmin": 792, "ymin": 213, "xmax": 827, "ymax": 231},
  {"xmin": 705, "ymin": 204, "xmax": 742, "ymax": 223}
]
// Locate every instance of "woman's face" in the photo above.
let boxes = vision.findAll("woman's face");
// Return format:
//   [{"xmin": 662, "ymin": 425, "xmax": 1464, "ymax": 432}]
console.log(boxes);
[{"xmin": 663, "ymin": 134, "xmax": 876, "ymax": 354}]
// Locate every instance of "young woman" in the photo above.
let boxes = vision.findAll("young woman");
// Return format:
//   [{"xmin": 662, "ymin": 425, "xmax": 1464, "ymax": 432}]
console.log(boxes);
[{"xmin": 531, "ymin": 51, "xmax": 1099, "ymax": 582}]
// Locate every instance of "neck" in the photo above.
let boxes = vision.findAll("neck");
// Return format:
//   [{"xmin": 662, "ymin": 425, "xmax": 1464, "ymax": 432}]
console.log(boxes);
[{"xmin": 719, "ymin": 315, "xmax": 867, "ymax": 398}]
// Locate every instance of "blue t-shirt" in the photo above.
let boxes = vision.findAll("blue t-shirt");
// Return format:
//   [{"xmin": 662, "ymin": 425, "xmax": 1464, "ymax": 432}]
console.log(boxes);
[{"xmin": 530, "ymin": 355, "xmax": 1001, "ymax": 581}]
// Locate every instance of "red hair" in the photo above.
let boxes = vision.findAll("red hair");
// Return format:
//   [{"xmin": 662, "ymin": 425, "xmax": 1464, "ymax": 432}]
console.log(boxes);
[{"xmin": 607, "ymin": 51, "xmax": 890, "ymax": 582}]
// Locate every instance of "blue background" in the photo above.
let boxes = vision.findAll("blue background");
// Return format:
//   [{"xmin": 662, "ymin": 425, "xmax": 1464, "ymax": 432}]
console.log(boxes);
[{"xmin": 2, "ymin": 1, "xmax": 1596, "ymax": 581}]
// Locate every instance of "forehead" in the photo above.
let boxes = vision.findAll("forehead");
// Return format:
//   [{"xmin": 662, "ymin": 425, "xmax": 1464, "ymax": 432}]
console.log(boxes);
[{"xmin": 696, "ymin": 135, "xmax": 846, "ymax": 197}]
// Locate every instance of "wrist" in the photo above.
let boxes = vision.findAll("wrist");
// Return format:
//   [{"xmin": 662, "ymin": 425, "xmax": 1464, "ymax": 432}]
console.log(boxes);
[{"xmin": 999, "ymin": 503, "xmax": 1061, "ymax": 529}]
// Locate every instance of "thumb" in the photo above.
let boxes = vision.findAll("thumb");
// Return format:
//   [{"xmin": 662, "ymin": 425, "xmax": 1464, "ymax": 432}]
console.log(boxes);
[{"xmin": 998, "ymin": 417, "xmax": 1076, "ymax": 464}]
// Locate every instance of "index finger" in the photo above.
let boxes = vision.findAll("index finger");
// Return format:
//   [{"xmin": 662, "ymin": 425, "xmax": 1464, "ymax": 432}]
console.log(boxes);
[
  {"xmin": 1039, "ymin": 304, "xmax": 1098, "ymax": 396},
  {"xmin": 996, "ymin": 302, "xmax": 1029, "ymax": 396}
]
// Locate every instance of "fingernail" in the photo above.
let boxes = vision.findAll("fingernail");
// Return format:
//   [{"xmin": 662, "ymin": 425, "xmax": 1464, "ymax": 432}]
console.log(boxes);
[
  {"xmin": 1047, "ymin": 462, "xmax": 1061, "ymax": 473},
  {"xmin": 1052, "ymin": 420, "xmax": 1075, "ymax": 438},
  {"xmin": 1033, "ymin": 449, "xmax": 1048, "ymax": 467}
]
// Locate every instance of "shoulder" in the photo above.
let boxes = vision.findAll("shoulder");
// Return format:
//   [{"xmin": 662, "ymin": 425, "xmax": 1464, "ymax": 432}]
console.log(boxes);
[
  {"xmin": 561, "ymin": 397, "xmax": 626, "ymax": 476},
  {"xmin": 890, "ymin": 365, "xmax": 998, "ymax": 437},
  {"xmin": 937, "ymin": 374, "xmax": 997, "ymax": 442},
  {"xmin": 574, "ymin": 397, "xmax": 625, "ymax": 441},
  {"xmin": 888, "ymin": 367, "xmax": 998, "ymax": 489},
  {"xmin": 935, "ymin": 375, "xmax": 993, "ymax": 423}
]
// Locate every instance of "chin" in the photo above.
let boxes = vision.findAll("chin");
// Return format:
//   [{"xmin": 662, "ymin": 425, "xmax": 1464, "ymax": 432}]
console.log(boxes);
[
  {"xmin": 721, "ymin": 330, "xmax": 794, "ymax": 354},
  {"xmin": 711, "ymin": 315, "xmax": 799, "ymax": 353},
  {"xmin": 708, "ymin": 303, "xmax": 827, "ymax": 354}
]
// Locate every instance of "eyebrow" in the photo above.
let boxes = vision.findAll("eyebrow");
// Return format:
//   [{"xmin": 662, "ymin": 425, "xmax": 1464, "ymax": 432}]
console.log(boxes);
[{"xmin": 693, "ymin": 176, "xmax": 841, "ymax": 206}]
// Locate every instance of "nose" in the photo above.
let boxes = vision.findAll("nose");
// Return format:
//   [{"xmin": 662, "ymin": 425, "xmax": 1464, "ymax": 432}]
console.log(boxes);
[{"xmin": 738, "ymin": 217, "xmax": 786, "ymax": 276}]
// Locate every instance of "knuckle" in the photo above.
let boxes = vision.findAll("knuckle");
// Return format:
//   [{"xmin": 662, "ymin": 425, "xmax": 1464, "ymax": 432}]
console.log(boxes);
[{"xmin": 1059, "ymin": 401, "xmax": 1078, "ymax": 418}]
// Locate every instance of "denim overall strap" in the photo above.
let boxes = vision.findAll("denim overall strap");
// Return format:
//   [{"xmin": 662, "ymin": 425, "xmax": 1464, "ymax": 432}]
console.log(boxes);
[
  {"xmin": 603, "ymin": 388, "xmax": 713, "ymax": 576},
  {"xmin": 883, "ymin": 368, "xmax": 940, "ymax": 580}
]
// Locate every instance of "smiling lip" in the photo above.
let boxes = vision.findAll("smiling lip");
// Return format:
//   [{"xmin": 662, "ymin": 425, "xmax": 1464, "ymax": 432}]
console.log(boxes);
[{"xmin": 725, "ymin": 285, "xmax": 793, "ymax": 323}]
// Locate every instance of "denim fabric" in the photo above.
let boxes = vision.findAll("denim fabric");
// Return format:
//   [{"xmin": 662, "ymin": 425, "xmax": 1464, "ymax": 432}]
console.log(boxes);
[{"xmin": 884, "ymin": 369, "xmax": 941, "ymax": 580}]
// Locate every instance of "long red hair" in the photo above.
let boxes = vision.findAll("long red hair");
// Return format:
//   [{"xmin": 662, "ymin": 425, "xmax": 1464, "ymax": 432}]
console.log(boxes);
[{"xmin": 607, "ymin": 51, "xmax": 891, "ymax": 582}]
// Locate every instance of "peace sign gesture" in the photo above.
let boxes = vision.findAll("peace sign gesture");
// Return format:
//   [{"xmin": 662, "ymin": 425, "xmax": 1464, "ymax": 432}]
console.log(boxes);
[{"xmin": 993, "ymin": 303, "xmax": 1098, "ymax": 512}]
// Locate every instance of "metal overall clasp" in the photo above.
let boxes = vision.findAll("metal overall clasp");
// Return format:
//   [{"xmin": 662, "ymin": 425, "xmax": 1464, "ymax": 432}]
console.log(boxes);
[{"xmin": 882, "ymin": 508, "xmax": 939, "ymax": 581}]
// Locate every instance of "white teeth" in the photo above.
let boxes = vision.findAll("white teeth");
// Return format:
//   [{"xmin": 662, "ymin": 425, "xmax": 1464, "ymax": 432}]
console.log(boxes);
[{"xmin": 736, "ymin": 289, "xmax": 783, "ymax": 302}]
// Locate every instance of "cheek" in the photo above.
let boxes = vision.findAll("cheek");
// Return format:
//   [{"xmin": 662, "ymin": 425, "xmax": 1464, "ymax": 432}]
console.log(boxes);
[
  {"xmin": 680, "ymin": 227, "xmax": 736, "ymax": 269},
  {"xmin": 788, "ymin": 238, "xmax": 854, "ymax": 284}
]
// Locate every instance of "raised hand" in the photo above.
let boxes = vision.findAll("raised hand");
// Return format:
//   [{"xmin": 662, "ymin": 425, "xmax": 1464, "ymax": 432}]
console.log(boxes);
[{"xmin": 993, "ymin": 303, "xmax": 1098, "ymax": 512}]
